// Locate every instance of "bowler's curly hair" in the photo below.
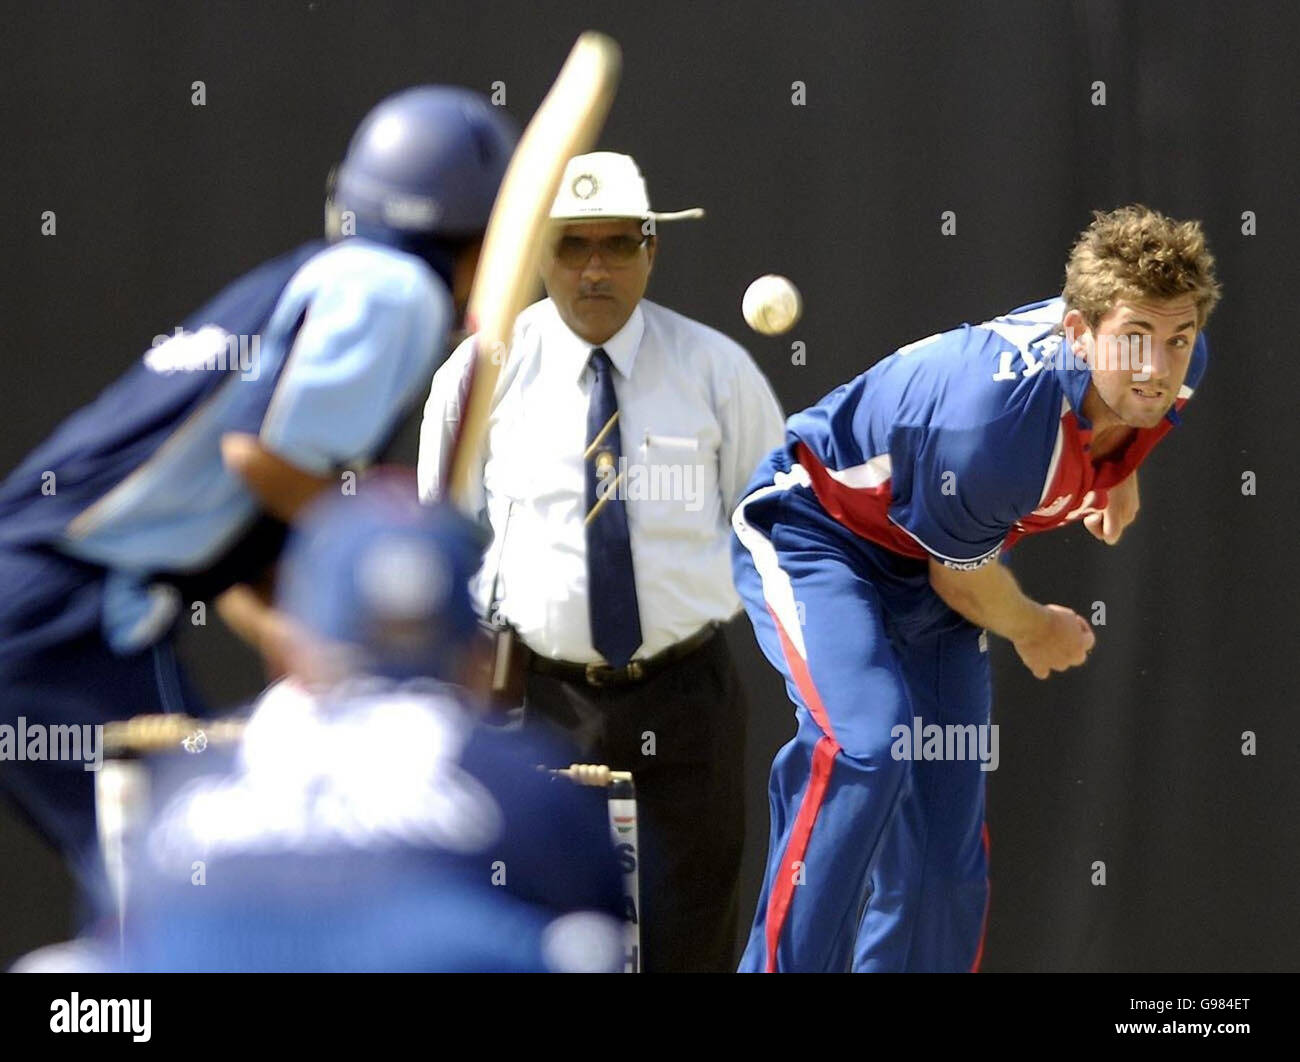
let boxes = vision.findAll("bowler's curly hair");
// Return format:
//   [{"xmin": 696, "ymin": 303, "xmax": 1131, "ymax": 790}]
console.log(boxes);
[{"xmin": 1063, "ymin": 205, "xmax": 1222, "ymax": 329}]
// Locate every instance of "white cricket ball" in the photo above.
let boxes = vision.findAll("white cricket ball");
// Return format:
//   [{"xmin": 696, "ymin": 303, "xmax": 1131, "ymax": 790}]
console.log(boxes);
[{"xmin": 742, "ymin": 275, "xmax": 803, "ymax": 335}]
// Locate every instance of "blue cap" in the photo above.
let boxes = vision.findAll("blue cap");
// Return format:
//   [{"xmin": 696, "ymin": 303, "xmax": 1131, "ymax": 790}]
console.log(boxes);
[{"xmin": 277, "ymin": 471, "xmax": 485, "ymax": 680}]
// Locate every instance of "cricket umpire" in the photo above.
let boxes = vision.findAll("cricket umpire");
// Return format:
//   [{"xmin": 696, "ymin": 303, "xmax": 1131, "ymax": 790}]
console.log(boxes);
[
  {"xmin": 417, "ymin": 151, "xmax": 785, "ymax": 971},
  {"xmin": 731, "ymin": 205, "xmax": 1221, "ymax": 971}
]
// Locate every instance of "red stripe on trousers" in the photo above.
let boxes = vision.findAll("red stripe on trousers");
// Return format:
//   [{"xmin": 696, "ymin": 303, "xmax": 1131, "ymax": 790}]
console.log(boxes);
[
  {"xmin": 970, "ymin": 822, "xmax": 991, "ymax": 972},
  {"xmin": 763, "ymin": 604, "xmax": 841, "ymax": 972},
  {"xmin": 767, "ymin": 604, "xmax": 838, "ymax": 741}
]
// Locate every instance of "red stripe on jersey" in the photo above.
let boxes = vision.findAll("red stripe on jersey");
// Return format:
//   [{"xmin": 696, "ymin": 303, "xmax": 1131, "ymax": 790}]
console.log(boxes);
[
  {"xmin": 1005, "ymin": 403, "xmax": 1180, "ymax": 548},
  {"xmin": 793, "ymin": 441, "xmax": 928, "ymax": 560},
  {"xmin": 796, "ymin": 399, "xmax": 1184, "ymax": 559}
]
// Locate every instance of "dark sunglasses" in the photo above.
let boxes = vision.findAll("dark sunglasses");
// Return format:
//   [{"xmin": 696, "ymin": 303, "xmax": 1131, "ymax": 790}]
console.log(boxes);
[{"xmin": 553, "ymin": 233, "xmax": 651, "ymax": 267}]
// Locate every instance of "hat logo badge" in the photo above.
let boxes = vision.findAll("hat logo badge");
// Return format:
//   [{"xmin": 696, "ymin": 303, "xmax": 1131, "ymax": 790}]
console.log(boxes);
[{"xmin": 572, "ymin": 174, "xmax": 599, "ymax": 199}]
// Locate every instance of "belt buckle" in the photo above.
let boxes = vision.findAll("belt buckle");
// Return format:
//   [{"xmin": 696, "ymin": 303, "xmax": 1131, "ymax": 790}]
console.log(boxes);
[{"xmin": 585, "ymin": 661, "xmax": 644, "ymax": 686}]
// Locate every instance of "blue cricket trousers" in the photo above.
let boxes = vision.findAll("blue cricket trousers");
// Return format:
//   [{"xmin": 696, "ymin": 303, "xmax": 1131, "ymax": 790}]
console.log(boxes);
[
  {"xmin": 732, "ymin": 453, "xmax": 992, "ymax": 973},
  {"xmin": 0, "ymin": 546, "xmax": 198, "ymax": 908}
]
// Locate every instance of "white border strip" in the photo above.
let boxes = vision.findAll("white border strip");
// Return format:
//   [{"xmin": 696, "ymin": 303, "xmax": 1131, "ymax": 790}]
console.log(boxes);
[
  {"xmin": 732, "ymin": 476, "xmax": 809, "ymax": 660},
  {"xmin": 1037, "ymin": 396, "xmax": 1069, "ymax": 506},
  {"xmin": 824, "ymin": 453, "xmax": 892, "ymax": 490}
]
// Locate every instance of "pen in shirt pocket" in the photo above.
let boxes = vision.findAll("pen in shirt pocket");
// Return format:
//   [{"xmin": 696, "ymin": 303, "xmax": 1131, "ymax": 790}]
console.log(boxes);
[{"xmin": 642, "ymin": 431, "xmax": 700, "ymax": 452}]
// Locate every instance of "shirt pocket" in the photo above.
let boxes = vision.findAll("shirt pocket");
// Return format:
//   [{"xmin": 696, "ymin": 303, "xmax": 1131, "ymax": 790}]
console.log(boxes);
[{"xmin": 631, "ymin": 428, "xmax": 721, "ymax": 532}]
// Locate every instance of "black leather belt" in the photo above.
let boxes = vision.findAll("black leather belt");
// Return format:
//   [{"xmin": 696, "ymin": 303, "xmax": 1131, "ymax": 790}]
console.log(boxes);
[{"xmin": 527, "ymin": 622, "xmax": 720, "ymax": 688}]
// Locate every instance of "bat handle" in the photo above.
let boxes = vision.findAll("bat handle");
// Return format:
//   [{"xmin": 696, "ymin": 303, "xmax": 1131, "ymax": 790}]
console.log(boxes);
[{"xmin": 548, "ymin": 763, "xmax": 634, "ymax": 787}]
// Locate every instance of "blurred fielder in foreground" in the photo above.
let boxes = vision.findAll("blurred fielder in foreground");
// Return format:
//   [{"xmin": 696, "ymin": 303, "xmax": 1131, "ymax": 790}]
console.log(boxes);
[
  {"xmin": 16, "ymin": 476, "xmax": 626, "ymax": 972},
  {"xmin": 732, "ymin": 206, "xmax": 1220, "ymax": 971},
  {"xmin": 0, "ymin": 87, "xmax": 515, "ymax": 907}
]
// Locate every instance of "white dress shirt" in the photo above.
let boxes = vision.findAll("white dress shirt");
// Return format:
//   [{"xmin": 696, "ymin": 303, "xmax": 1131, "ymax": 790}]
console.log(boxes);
[{"xmin": 417, "ymin": 297, "xmax": 785, "ymax": 663}]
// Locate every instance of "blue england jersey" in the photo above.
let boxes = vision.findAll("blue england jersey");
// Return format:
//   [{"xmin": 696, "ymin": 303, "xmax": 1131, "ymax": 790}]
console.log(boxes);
[{"xmin": 782, "ymin": 297, "xmax": 1209, "ymax": 569}]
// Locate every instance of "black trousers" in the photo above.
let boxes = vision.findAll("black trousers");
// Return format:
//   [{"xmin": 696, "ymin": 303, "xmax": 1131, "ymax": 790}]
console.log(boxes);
[{"xmin": 523, "ymin": 630, "xmax": 746, "ymax": 972}]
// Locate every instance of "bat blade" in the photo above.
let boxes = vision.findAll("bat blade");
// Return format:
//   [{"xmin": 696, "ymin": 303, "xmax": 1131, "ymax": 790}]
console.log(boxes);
[{"xmin": 446, "ymin": 32, "xmax": 622, "ymax": 509}]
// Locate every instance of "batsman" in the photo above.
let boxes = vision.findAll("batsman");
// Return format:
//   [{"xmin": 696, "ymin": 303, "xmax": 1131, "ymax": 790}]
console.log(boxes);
[
  {"xmin": 0, "ymin": 86, "xmax": 516, "ymax": 907},
  {"xmin": 732, "ymin": 205, "xmax": 1221, "ymax": 972}
]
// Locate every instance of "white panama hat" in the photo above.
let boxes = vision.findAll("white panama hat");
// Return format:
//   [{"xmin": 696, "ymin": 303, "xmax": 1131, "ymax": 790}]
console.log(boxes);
[{"xmin": 549, "ymin": 152, "xmax": 704, "ymax": 223}]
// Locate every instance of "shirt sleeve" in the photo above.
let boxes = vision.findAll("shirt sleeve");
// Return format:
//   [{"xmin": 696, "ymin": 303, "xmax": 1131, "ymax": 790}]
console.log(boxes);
[
  {"xmin": 259, "ymin": 262, "xmax": 451, "ymax": 474},
  {"xmin": 416, "ymin": 335, "xmax": 478, "ymax": 504},
  {"xmin": 887, "ymin": 422, "xmax": 1039, "ymax": 567},
  {"xmin": 716, "ymin": 346, "xmax": 787, "ymax": 516}
]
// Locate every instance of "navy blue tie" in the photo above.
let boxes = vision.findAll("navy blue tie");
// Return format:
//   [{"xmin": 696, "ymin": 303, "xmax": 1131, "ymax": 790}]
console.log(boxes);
[{"xmin": 585, "ymin": 348, "xmax": 643, "ymax": 667}]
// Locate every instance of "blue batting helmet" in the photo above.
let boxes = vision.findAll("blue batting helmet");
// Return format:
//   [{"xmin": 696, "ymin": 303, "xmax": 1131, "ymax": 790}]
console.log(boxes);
[{"xmin": 333, "ymin": 86, "xmax": 517, "ymax": 240}]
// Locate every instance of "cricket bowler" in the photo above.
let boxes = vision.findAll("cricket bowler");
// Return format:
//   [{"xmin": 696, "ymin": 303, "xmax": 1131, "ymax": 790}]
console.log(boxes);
[{"xmin": 731, "ymin": 205, "xmax": 1221, "ymax": 972}]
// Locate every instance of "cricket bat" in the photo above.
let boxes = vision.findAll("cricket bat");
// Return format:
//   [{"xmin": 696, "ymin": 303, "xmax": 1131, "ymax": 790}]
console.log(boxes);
[{"xmin": 446, "ymin": 32, "xmax": 622, "ymax": 511}]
